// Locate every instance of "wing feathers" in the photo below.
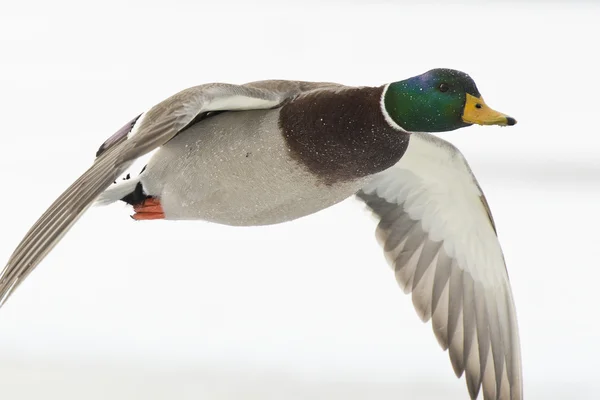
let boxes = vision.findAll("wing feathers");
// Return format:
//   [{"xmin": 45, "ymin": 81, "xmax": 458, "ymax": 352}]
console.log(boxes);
[
  {"xmin": 411, "ymin": 239, "xmax": 442, "ymax": 321},
  {"xmin": 1, "ymin": 80, "xmax": 322, "ymax": 307},
  {"xmin": 357, "ymin": 132, "xmax": 522, "ymax": 399},
  {"xmin": 0, "ymin": 147, "xmax": 125, "ymax": 305},
  {"xmin": 431, "ymin": 249, "xmax": 452, "ymax": 320},
  {"xmin": 431, "ymin": 271, "xmax": 450, "ymax": 349}
]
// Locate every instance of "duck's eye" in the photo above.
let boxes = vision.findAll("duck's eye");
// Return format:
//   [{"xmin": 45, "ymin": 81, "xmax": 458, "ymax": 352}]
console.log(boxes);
[{"xmin": 438, "ymin": 83, "xmax": 449, "ymax": 93}]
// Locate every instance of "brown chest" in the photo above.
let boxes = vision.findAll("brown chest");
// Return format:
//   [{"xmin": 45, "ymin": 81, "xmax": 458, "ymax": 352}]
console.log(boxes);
[{"xmin": 279, "ymin": 86, "xmax": 409, "ymax": 185}]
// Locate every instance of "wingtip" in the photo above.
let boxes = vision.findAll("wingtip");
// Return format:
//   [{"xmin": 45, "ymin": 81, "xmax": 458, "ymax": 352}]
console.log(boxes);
[
  {"xmin": 466, "ymin": 374, "xmax": 482, "ymax": 400},
  {"xmin": 0, "ymin": 273, "xmax": 17, "ymax": 309},
  {"xmin": 449, "ymin": 353, "xmax": 465, "ymax": 378}
]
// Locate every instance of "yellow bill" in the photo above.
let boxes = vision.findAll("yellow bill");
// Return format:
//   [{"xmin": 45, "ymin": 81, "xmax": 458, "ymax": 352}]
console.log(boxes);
[{"xmin": 462, "ymin": 93, "xmax": 516, "ymax": 126}]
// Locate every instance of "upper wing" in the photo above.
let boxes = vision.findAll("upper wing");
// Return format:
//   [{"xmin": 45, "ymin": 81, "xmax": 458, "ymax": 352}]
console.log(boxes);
[
  {"xmin": 357, "ymin": 133, "xmax": 522, "ymax": 400},
  {"xmin": 0, "ymin": 80, "xmax": 327, "ymax": 307}
]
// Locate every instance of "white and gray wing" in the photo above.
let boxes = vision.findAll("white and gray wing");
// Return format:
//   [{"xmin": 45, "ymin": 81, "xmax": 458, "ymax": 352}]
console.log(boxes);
[
  {"xmin": 357, "ymin": 133, "xmax": 522, "ymax": 400},
  {"xmin": 0, "ymin": 80, "xmax": 326, "ymax": 307}
]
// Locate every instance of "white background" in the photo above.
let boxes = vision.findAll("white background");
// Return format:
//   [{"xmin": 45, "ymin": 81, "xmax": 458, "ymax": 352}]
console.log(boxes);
[{"xmin": 0, "ymin": 0, "xmax": 598, "ymax": 399}]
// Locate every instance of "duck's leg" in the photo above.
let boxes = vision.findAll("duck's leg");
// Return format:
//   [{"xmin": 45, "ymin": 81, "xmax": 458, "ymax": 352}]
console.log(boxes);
[{"xmin": 132, "ymin": 197, "xmax": 165, "ymax": 220}]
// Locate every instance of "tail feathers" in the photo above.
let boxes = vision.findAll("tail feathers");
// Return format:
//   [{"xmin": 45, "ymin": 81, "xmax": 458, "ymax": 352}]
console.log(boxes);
[{"xmin": 95, "ymin": 178, "xmax": 140, "ymax": 206}]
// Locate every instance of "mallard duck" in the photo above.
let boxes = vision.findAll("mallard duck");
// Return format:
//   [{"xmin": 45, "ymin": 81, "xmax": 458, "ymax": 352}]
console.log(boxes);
[{"xmin": 0, "ymin": 69, "xmax": 521, "ymax": 400}]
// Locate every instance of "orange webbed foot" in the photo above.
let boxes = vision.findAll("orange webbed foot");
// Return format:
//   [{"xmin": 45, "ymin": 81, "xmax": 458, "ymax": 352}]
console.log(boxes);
[{"xmin": 132, "ymin": 197, "xmax": 165, "ymax": 220}]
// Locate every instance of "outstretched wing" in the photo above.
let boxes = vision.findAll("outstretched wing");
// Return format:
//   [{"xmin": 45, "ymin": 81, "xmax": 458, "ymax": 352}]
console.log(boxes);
[
  {"xmin": 357, "ymin": 133, "xmax": 522, "ymax": 400},
  {"xmin": 0, "ymin": 80, "xmax": 331, "ymax": 307}
]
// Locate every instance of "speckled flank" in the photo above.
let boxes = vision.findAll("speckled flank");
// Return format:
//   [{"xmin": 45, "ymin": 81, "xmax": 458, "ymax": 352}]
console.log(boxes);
[
  {"xmin": 138, "ymin": 108, "xmax": 374, "ymax": 225},
  {"xmin": 279, "ymin": 86, "xmax": 410, "ymax": 185}
]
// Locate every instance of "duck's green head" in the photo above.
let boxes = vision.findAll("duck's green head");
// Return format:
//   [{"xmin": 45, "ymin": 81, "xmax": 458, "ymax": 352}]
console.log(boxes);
[{"xmin": 383, "ymin": 68, "xmax": 516, "ymax": 133}]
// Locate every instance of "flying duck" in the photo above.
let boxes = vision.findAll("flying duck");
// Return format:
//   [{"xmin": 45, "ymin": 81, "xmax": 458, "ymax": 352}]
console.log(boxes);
[{"xmin": 1, "ymin": 68, "xmax": 522, "ymax": 400}]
